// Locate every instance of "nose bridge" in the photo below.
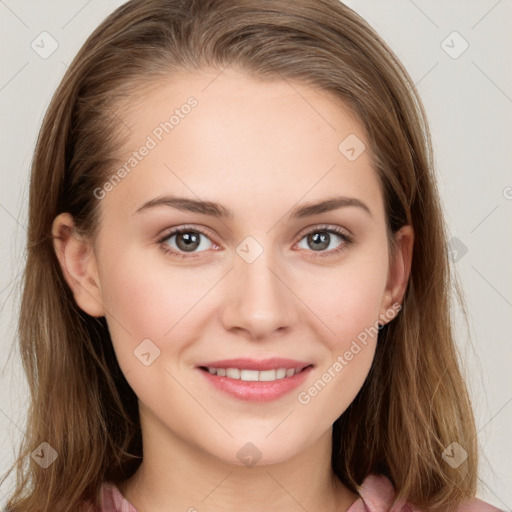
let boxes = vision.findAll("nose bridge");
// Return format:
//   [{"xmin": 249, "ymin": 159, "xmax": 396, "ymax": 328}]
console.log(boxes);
[{"xmin": 222, "ymin": 238, "xmax": 296, "ymax": 338}]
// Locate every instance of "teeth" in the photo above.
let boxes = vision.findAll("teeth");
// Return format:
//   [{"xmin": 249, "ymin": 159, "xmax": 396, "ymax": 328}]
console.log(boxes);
[
  {"xmin": 206, "ymin": 367, "xmax": 303, "ymax": 381},
  {"xmin": 240, "ymin": 369, "xmax": 259, "ymax": 381},
  {"xmin": 276, "ymin": 368, "xmax": 287, "ymax": 379},
  {"xmin": 258, "ymin": 369, "xmax": 276, "ymax": 381},
  {"xmin": 226, "ymin": 368, "xmax": 240, "ymax": 379}
]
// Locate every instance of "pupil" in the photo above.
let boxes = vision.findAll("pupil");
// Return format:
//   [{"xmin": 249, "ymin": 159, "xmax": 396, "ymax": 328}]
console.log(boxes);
[
  {"xmin": 177, "ymin": 232, "xmax": 200, "ymax": 251},
  {"xmin": 309, "ymin": 232, "xmax": 329, "ymax": 251}
]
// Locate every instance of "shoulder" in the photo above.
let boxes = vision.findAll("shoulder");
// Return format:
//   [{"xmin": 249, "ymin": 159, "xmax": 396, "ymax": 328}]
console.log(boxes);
[
  {"xmin": 79, "ymin": 481, "xmax": 138, "ymax": 512},
  {"xmin": 101, "ymin": 481, "xmax": 139, "ymax": 512},
  {"xmin": 350, "ymin": 473, "xmax": 504, "ymax": 512}
]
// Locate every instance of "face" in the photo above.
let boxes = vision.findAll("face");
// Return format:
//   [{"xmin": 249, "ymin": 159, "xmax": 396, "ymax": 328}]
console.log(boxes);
[{"xmin": 56, "ymin": 68, "xmax": 411, "ymax": 466}]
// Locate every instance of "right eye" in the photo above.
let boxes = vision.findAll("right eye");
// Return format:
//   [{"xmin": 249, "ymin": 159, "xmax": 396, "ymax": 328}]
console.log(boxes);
[{"xmin": 157, "ymin": 226, "xmax": 217, "ymax": 258}]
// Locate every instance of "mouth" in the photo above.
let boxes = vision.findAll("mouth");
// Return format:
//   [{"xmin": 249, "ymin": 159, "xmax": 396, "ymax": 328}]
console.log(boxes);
[
  {"xmin": 198, "ymin": 364, "xmax": 313, "ymax": 382},
  {"xmin": 195, "ymin": 358, "xmax": 314, "ymax": 402}
]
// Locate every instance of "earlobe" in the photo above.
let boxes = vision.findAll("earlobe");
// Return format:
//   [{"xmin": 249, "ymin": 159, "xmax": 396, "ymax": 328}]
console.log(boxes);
[
  {"xmin": 51, "ymin": 213, "xmax": 105, "ymax": 317},
  {"xmin": 379, "ymin": 225, "xmax": 414, "ymax": 323}
]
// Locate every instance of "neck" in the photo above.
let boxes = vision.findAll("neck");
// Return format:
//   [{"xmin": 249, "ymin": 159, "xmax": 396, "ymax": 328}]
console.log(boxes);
[{"xmin": 117, "ymin": 410, "xmax": 359, "ymax": 512}]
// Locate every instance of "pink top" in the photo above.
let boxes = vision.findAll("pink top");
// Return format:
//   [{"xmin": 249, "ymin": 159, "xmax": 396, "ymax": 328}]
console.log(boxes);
[{"xmin": 95, "ymin": 473, "xmax": 504, "ymax": 511}]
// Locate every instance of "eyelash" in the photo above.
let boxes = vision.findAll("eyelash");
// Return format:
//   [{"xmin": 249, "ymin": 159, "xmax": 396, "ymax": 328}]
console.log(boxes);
[{"xmin": 157, "ymin": 224, "xmax": 353, "ymax": 260}]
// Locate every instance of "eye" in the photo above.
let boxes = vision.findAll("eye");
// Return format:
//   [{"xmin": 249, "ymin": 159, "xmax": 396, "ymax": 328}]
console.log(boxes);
[
  {"xmin": 158, "ymin": 226, "xmax": 216, "ymax": 259},
  {"xmin": 296, "ymin": 225, "xmax": 353, "ymax": 257}
]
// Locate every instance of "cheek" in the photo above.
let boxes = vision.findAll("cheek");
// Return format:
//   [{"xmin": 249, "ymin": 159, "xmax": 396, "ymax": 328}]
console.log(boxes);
[
  {"xmin": 95, "ymin": 244, "xmax": 205, "ymax": 384},
  {"xmin": 98, "ymin": 246, "xmax": 208, "ymax": 337},
  {"xmin": 301, "ymin": 250, "xmax": 389, "ymax": 349},
  {"xmin": 96, "ymin": 248, "xmax": 211, "ymax": 411},
  {"xmin": 293, "ymin": 259, "xmax": 387, "ymax": 427}
]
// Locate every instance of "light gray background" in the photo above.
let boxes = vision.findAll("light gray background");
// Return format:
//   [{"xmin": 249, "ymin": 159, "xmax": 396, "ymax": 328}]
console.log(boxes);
[{"xmin": 0, "ymin": 0, "xmax": 511, "ymax": 509}]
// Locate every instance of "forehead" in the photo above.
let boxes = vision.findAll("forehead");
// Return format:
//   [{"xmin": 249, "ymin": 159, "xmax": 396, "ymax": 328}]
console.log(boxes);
[{"xmin": 101, "ymin": 68, "xmax": 384, "ymax": 223}]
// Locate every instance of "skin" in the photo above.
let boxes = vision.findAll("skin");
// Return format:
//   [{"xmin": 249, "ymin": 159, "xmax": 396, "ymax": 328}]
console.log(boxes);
[{"xmin": 52, "ymin": 68, "xmax": 413, "ymax": 512}]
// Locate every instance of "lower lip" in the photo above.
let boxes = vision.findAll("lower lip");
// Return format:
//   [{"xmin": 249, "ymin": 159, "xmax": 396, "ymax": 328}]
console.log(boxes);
[{"xmin": 197, "ymin": 366, "xmax": 314, "ymax": 402}]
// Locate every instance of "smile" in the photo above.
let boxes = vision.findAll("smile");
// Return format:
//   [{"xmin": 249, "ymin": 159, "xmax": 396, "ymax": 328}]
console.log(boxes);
[
  {"xmin": 201, "ymin": 366, "xmax": 307, "ymax": 381},
  {"xmin": 196, "ymin": 360, "xmax": 314, "ymax": 402}
]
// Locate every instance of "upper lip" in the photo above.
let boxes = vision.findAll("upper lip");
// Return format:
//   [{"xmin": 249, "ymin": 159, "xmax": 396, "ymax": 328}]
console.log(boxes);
[{"xmin": 197, "ymin": 357, "xmax": 313, "ymax": 371}]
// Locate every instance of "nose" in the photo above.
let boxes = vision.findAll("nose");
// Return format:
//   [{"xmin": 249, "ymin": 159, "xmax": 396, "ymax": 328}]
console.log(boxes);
[{"xmin": 220, "ymin": 247, "xmax": 298, "ymax": 340}]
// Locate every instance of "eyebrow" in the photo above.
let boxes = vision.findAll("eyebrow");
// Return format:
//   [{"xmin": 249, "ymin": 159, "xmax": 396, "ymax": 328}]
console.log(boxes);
[{"xmin": 134, "ymin": 194, "xmax": 372, "ymax": 219}]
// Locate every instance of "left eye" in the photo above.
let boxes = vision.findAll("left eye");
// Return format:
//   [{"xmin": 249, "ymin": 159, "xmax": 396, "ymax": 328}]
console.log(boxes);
[{"xmin": 296, "ymin": 228, "xmax": 351, "ymax": 255}]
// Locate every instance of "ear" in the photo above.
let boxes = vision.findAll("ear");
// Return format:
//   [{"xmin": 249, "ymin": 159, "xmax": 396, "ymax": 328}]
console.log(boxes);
[
  {"xmin": 379, "ymin": 224, "xmax": 414, "ymax": 324},
  {"xmin": 51, "ymin": 213, "xmax": 105, "ymax": 317}
]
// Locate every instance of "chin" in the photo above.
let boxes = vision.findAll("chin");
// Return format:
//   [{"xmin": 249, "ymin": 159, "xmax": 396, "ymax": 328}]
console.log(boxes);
[{"xmin": 207, "ymin": 432, "xmax": 309, "ymax": 469}]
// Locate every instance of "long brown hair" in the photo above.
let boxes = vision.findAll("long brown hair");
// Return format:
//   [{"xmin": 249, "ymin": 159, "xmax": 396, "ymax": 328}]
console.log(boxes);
[{"xmin": 2, "ymin": 1, "xmax": 479, "ymax": 510}]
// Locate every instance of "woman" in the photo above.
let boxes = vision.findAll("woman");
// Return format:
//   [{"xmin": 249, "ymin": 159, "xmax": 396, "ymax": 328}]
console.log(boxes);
[{"xmin": 2, "ymin": 1, "xmax": 503, "ymax": 511}]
